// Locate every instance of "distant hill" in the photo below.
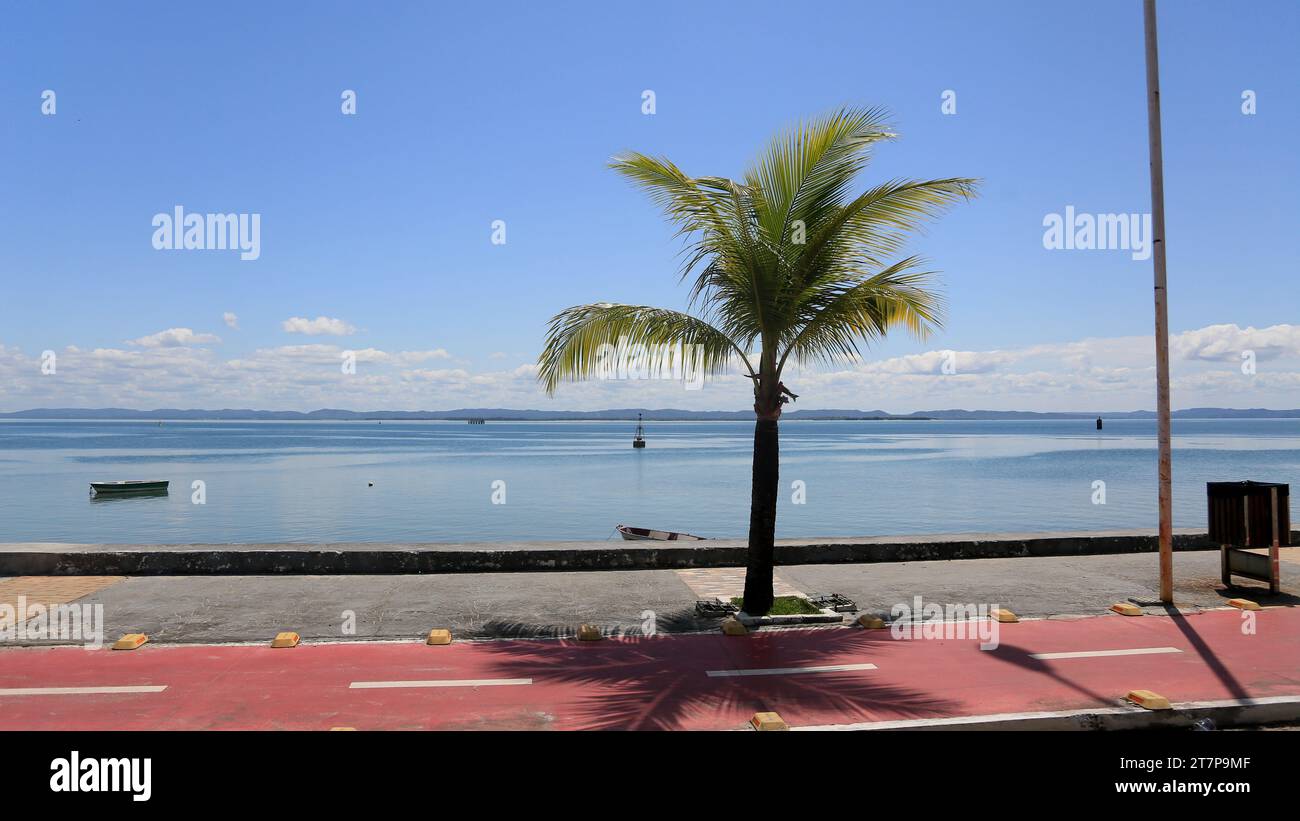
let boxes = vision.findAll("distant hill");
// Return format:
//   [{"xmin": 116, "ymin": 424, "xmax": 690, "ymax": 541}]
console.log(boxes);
[
  {"xmin": 0, "ymin": 406, "xmax": 917, "ymax": 421},
  {"xmin": 911, "ymin": 407, "xmax": 1300, "ymax": 420},
  {"xmin": 2, "ymin": 407, "xmax": 1297, "ymax": 421}
]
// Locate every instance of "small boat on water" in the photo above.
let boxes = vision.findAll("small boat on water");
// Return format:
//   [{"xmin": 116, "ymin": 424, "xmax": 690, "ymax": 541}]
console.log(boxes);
[
  {"xmin": 617, "ymin": 524, "xmax": 706, "ymax": 541},
  {"xmin": 90, "ymin": 480, "xmax": 169, "ymax": 495}
]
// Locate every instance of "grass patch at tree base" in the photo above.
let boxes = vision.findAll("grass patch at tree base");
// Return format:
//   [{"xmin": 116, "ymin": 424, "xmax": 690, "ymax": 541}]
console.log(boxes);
[{"xmin": 729, "ymin": 595, "xmax": 823, "ymax": 616}]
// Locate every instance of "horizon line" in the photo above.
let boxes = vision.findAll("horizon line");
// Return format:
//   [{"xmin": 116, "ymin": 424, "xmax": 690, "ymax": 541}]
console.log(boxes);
[{"xmin": 2, "ymin": 405, "xmax": 1298, "ymax": 419}]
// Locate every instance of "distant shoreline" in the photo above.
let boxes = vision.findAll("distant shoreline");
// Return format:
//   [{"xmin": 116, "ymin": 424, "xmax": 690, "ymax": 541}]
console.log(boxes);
[
  {"xmin": 1, "ymin": 407, "xmax": 1297, "ymax": 422},
  {"xmin": 0, "ymin": 415, "xmax": 941, "ymax": 423}
]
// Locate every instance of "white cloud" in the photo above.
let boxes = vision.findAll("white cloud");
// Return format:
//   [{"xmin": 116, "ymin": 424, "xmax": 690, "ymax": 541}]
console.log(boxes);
[
  {"xmin": 858, "ymin": 349, "xmax": 1021, "ymax": 375},
  {"xmin": 127, "ymin": 328, "xmax": 221, "ymax": 348},
  {"xmin": 223, "ymin": 312, "xmax": 239, "ymax": 329},
  {"xmin": 1, "ymin": 323, "xmax": 1296, "ymax": 413},
  {"xmin": 1171, "ymin": 324, "xmax": 1300, "ymax": 363},
  {"xmin": 402, "ymin": 368, "xmax": 472, "ymax": 382},
  {"xmin": 376, "ymin": 349, "xmax": 452, "ymax": 365},
  {"xmin": 282, "ymin": 316, "xmax": 356, "ymax": 336}
]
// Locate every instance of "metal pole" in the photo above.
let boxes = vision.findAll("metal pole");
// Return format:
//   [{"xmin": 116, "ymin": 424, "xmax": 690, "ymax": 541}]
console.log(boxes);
[{"xmin": 1143, "ymin": 0, "xmax": 1174, "ymax": 603}]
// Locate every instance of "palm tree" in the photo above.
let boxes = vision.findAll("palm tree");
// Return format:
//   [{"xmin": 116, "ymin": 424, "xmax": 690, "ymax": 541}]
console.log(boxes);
[{"xmin": 538, "ymin": 107, "xmax": 977, "ymax": 615}]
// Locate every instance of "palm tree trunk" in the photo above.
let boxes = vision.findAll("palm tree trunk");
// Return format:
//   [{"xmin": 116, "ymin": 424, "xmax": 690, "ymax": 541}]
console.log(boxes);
[{"xmin": 742, "ymin": 416, "xmax": 779, "ymax": 615}]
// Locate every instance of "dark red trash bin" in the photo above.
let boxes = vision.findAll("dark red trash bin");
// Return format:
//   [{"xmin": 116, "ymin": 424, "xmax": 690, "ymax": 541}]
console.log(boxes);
[{"xmin": 1207, "ymin": 481, "xmax": 1289, "ymax": 594}]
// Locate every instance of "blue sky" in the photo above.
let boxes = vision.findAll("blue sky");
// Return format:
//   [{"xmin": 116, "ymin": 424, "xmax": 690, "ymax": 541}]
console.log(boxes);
[{"xmin": 1, "ymin": 0, "xmax": 1297, "ymax": 412}]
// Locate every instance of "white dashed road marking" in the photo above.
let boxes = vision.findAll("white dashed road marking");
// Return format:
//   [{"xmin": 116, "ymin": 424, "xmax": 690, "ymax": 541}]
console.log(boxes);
[
  {"xmin": 0, "ymin": 685, "xmax": 167, "ymax": 696},
  {"xmin": 349, "ymin": 678, "xmax": 533, "ymax": 689},
  {"xmin": 1029, "ymin": 646, "xmax": 1183, "ymax": 660},
  {"xmin": 706, "ymin": 663, "xmax": 877, "ymax": 678}
]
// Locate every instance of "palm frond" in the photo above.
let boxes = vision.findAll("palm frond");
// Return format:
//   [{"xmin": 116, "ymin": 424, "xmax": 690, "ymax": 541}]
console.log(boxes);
[
  {"xmin": 779, "ymin": 257, "xmax": 945, "ymax": 370},
  {"xmin": 537, "ymin": 303, "xmax": 753, "ymax": 394},
  {"xmin": 607, "ymin": 154, "xmax": 744, "ymax": 276},
  {"xmin": 746, "ymin": 105, "xmax": 896, "ymax": 251},
  {"xmin": 794, "ymin": 176, "xmax": 978, "ymax": 285},
  {"xmin": 606, "ymin": 153, "xmax": 730, "ymax": 237}
]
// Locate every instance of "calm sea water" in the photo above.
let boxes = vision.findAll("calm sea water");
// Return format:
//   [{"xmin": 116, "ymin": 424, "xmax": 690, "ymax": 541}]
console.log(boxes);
[{"xmin": 0, "ymin": 418, "xmax": 1296, "ymax": 543}]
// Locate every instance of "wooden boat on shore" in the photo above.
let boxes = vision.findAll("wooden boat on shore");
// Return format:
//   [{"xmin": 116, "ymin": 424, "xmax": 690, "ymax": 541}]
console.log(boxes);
[
  {"xmin": 90, "ymin": 480, "xmax": 169, "ymax": 495},
  {"xmin": 616, "ymin": 524, "xmax": 706, "ymax": 541}
]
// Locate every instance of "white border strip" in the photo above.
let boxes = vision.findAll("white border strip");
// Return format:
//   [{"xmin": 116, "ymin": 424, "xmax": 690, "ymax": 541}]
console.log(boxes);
[
  {"xmin": 1030, "ymin": 646, "xmax": 1182, "ymax": 660},
  {"xmin": 707, "ymin": 663, "xmax": 877, "ymax": 678},
  {"xmin": 349, "ymin": 678, "xmax": 532, "ymax": 689},
  {"xmin": 0, "ymin": 685, "xmax": 167, "ymax": 696},
  {"xmin": 793, "ymin": 695, "xmax": 1300, "ymax": 731}
]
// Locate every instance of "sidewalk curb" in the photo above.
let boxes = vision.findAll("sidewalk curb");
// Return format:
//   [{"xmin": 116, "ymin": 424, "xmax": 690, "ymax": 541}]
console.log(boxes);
[
  {"xmin": 792, "ymin": 696, "xmax": 1300, "ymax": 731},
  {"xmin": 737, "ymin": 610, "xmax": 845, "ymax": 627},
  {"xmin": 0, "ymin": 528, "xmax": 1262, "ymax": 576}
]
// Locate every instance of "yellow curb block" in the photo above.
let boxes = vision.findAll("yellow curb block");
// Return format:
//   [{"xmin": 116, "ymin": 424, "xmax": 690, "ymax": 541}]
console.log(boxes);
[
  {"xmin": 330, "ymin": 727, "xmax": 356, "ymax": 731},
  {"xmin": 1127, "ymin": 689, "xmax": 1172, "ymax": 710},
  {"xmin": 426, "ymin": 629, "xmax": 452, "ymax": 645},
  {"xmin": 750, "ymin": 711, "xmax": 788, "ymax": 731},
  {"xmin": 577, "ymin": 624, "xmax": 603, "ymax": 641},
  {"xmin": 721, "ymin": 617, "xmax": 748, "ymax": 636},
  {"xmin": 1228, "ymin": 598, "xmax": 1261, "ymax": 611},
  {"xmin": 111, "ymin": 633, "xmax": 148, "ymax": 651},
  {"xmin": 1110, "ymin": 602, "xmax": 1144, "ymax": 616},
  {"xmin": 271, "ymin": 631, "xmax": 300, "ymax": 648},
  {"xmin": 990, "ymin": 608, "xmax": 1019, "ymax": 623},
  {"xmin": 857, "ymin": 615, "xmax": 887, "ymax": 629}
]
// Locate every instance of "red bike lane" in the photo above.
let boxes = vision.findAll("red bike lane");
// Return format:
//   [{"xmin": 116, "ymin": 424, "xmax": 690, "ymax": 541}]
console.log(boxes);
[{"xmin": 0, "ymin": 607, "xmax": 1296, "ymax": 730}]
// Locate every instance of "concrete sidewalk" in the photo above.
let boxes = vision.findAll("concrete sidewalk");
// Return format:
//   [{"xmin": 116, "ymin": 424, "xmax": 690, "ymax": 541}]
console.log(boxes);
[{"xmin": 3, "ymin": 548, "xmax": 1296, "ymax": 645}]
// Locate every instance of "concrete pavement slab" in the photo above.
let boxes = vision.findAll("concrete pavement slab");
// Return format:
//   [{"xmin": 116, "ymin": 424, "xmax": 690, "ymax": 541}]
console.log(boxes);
[{"xmin": 9, "ymin": 548, "xmax": 1292, "ymax": 645}]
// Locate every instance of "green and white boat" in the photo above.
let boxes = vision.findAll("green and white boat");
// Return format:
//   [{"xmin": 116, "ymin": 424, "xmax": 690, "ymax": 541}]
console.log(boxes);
[{"xmin": 89, "ymin": 480, "xmax": 170, "ymax": 495}]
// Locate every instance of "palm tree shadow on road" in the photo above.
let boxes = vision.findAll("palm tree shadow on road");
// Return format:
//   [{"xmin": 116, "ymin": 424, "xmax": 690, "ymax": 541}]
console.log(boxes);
[{"xmin": 472, "ymin": 621, "xmax": 959, "ymax": 730}]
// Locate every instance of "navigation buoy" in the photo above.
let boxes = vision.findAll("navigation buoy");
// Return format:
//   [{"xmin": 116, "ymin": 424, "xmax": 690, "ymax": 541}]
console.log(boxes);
[
  {"xmin": 1096, "ymin": 416, "xmax": 1104, "ymax": 430},
  {"xmin": 633, "ymin": 413, "xmax": 646, "ymax": 449}
]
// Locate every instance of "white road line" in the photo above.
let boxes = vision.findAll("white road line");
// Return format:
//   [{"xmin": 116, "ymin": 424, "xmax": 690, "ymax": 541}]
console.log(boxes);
[
  {"xmin": 349, "ymin": 678, "xmax": 533, "ymax": 689},
  {"xmin": 1029, "ymin": 646, "xmax": 1183, "ymax": 661},
  {"xmin": 0, "ymin": 685, "xmax": 167, "ymax": 696},
  {"xmin": 706, "ymin": 663, "xmax": 877, "ymax": 678},
  {"xmin": 794, "ymin": 696, "xmax": 1300, "ymax": 731}
]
